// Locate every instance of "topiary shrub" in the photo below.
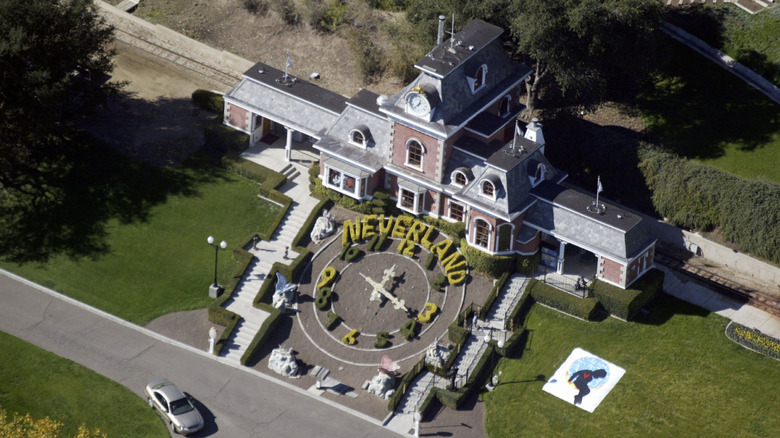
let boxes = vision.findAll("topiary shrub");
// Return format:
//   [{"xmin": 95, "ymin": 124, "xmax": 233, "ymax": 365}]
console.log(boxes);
[
  {"xmin": 400, "ymin": 318, "xmax": 419, "ymax": 340},
  {"xmin": 343, "ymin": 328, "xmax": 359, "ymax": 345},
  {"xmin": 326, "ymin": 311, "xmax": 341, "ymax": 330},
  {"xmin": 374, "ymin": 331, "xmax": 390, "ymax": 348},
  {"xmin": 432, "ymin": 273, "xmax": 447, "ymax": 292},
  {"xmin": 315, "ymin": 287, "xmax": 332, "ymax": 310}
]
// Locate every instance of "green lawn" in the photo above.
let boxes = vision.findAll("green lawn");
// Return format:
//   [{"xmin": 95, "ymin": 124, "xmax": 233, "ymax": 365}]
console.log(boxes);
[
  {"xmin": 638, "ymin": 36, "xmax": 780, "ymax": 184},
  {"xmin": 484, "ymin": 294, "xmax": 780, "ymax": 437},
  {"xmin": 0, "ymin": 158, "xmax": 283, "ymax": 325},
  {"xmin": 0, "ymin": 331, "xmax": 168, "ymax": 437}
]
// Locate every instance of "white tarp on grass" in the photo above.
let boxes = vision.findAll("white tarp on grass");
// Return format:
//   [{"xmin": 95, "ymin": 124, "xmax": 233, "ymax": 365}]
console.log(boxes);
[{"xmin": 542, "ymin": 347, "xmax": 625, "ymax": 413}]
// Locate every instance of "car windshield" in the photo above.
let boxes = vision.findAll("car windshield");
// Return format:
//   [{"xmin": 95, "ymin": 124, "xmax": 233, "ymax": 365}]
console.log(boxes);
[{"xmin": 169, "ymin": 397, "xmax": 195, "ymax": 415}]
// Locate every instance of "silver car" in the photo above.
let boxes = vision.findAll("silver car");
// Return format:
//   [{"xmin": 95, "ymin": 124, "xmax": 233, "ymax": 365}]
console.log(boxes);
[{"xmin": 144, "ymin": 378, "xmax": 204, "ymax": 435}]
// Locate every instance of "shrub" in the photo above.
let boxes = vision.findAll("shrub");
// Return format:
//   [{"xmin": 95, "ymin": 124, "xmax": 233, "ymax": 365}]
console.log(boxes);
[
  {"xmin": 375, "ymin": 331, "xmax": 390, "ymax": 348},
  {"xmin": 343, "ymin": 328, "xmax": 359, "ymax": 345},
  {"xmin": 326, "ymin": 311, "xmax": 341, "ymax": 330},
  {"xmin": 432, "ymin": 273, "xmax": 447, "ymax": 292},
  {"xmin": 317, "ymin": 267, "xmax": 337, "ymax": 289},
  {"xmin": 424, "ymin": 251, "xmax": 436, "ymax": 270},
  {"xmin": 516, "ymin": 253, "xmax": 540, "ymax": 275},
  {"xmin": 204, "ymin": 116, "xmax": 248, "ymax": 156},
  {"xmin": 315, "ymin": 287, "xmax": 332, "ymax": 310},
  {"xmin": 726, "ymin": 321, "xmax": 780, "ymax": 360},
  {"xmin": 639, "ymin": 144, "xmax": 780, "ymax": 264},
  {"xmin": 344, "ymin": 245, "xmax": 361, "ymax": 262},
  {"xmin": 592, "ymin": 269, "xmax": 664, "ymax": 320},
  {"xmin": 418, "ymin": 302, "xmax": 438, "ymax": 323},
  {"xmin": 459, "ymin": 238, "xmax": 515, "ymax": 278},
  {"xmin": 528, "ymin": 279, "xmax": 601, "ymax": 320},
  {"xmin": 191, "ymin": 89, "xmax": 224, "ymax": 114},
  {"xmin": 401, "ymin": 318, "xmax": 419, "ymax": 340},
  {"xmin": 346, "ymin": 29, "xmax": 385, "ymax": 80}
]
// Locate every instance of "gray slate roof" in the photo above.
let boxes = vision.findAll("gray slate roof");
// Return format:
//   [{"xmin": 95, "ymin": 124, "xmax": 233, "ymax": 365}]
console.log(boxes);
[
  {"xmin": 524, "ymin": 181, "xmax": 654, "ymax": 261},
  {"xmin": 313, "ymin": 90, "xmax": 393, "ymax": 172},
  {"xmin": 224, "ymin": 62, "xmax": 347, "ymax": 138},
  {"xmin": 379, "ymin": 20, "xmax": 531, "ymax": 139}
]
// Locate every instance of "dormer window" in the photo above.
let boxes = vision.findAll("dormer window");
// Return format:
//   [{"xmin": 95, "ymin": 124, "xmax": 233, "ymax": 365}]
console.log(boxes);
[
  {"xmin": 467, "ymin": 64, "xmax": 487, "ymax": 94},
  {"xmin": 349, "ymin": 125, "xmax": 369, "ymax": 148},
  {"xmin": 406, "ymin": 139, "xmax": 424, "ymax": 169},
  {"xmin": 498, "ymin": 95, "xmax": 511, "ymax": 117},
  {"xmin": 454, "ymin": 172, "xmax": 467, "ymax": 186},
  {"xmin": 480, "ymin": 175, "xmax": 500, "ymax": 200},
  {"xmin": 482, "ymin": 181, "xmax": 494, "ymax": 197},
  {"xmin": 529, "ymin": 162, "xmax": 547, "ymax": 187},
  {"xmin": 451, "ymin": 167, "xmax": 473, "ymax": 187}
]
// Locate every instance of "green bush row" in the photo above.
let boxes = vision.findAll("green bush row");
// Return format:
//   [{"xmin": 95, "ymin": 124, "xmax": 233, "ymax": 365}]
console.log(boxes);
[
  {"xmin": 592, "ymin": 268, "xmax": 664, "ymax": 320},
  {"xmin": 506, "ymin": 288, "xmax": 535, "ymax": 331},
  {"xmin": 204, "ymin": 116, "xmax": 248, "ymax": 157},
  {"xmin": 639, "ymin": 144, "xmax": 780, "ymax": 264},
  {"xmin": 418, "ymin": 216, "xmax": 464, "ymax": 241},
  {"xmin": 459, "ymin": 238, "xmax": 515, "ymax": 279},
  {"xmin": 240, "ymin": 303, "xmax": 283, "ymax": 366},
  {"xmin": 191, "ymin": 89, "xmax": 224, "ymax": 114},
  {"xmin": 527, "ymin": 279, "xmax": 601, "ymax": 320},
  {"xmin": 516, "ymin": 252, "xmax": 540, "ymax": 276},
  {"xmin": 325, "ymin": 311, "xmax": 341, "ymax": 330}
]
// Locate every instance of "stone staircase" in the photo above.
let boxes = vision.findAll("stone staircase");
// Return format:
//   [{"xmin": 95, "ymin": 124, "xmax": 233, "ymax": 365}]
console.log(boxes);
[{"xmin": 486, "ymin": 275, "xmax": 530, "ymax": 330}]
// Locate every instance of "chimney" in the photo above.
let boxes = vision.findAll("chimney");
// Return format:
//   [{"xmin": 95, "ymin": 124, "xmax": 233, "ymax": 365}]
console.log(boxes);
[
  {"xmin": 437, "ymin": 15, "xmax": 446, "ymax": 46},
  {"xmin": 524, "ymin": 118, "xmax": 546, "ymax": 146}
]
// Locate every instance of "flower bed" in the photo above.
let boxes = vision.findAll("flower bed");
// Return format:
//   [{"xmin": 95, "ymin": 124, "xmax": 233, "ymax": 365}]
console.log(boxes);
[{"xmin": 725, "ymin": 321, "xmax": 780, "ymax": 360}]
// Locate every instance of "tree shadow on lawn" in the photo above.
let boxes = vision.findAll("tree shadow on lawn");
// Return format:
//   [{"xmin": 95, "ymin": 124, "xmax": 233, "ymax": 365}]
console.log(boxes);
[
  {"xmin": 638, "ymin": 37, "xmax": 780, "ymax": 158},
  {"xmin": 0, "ymin": 95, "xmax": 234, "ymax": 264},
  {"xmin": 632, "ymin": 293, "xmax": 710, "ymax": 326}
]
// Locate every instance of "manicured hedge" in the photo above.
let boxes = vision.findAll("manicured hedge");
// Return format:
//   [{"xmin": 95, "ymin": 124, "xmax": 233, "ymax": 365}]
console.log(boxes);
[
  {"xmin": 516, "ymin": 252, "xmax": 540, "ymax": 275},
  {"xmin": 240, "ymin": 303, "xmax": 283, "ymax": 365},
  {"xmin": 592, "ymin": 268, "xmax": 664, "ymax": 320},
  {"xmin": 639, "ymin": 144, "xmax": 780, "ymax": 264},
  {"xmin": 459, "ymin": 238, "xmax": 515, "ymax": 279},
  {"xmin": 527, "ymin": 279, "xmax": 601, "ymax": 320},
  {"xmin": 726, "ymin": 321, "xmax": 780, "ymax": 360},
  {"xmin": 191, "ymin": 89, "xmax": 224, "ymax": 114},
  {"xmin": 204, "ymin": 116, "xmax": 248, "ymax": 156},
  {"xmin": 506, "ymin": 288, "xmax": 535, "ymax": 331}
]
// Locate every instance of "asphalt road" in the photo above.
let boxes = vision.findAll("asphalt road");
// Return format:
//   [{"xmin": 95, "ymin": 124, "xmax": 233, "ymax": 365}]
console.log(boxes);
[{"xmin": 0, "ymin": 269, "xmax": 400, "ymax": 438}]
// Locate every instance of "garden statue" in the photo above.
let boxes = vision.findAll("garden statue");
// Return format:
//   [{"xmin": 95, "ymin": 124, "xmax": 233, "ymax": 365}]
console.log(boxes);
[
  {"xmin": 366, "ymin": 372, "xmax": 396, "ymax": 400},
  {"xmin": 273, "ymin": 272, "xmax": 296, "ymax": 310},
  {"xmin": 310, "ymin": 209, "xmax": 335, "ymax": 244},
  {"xmin": 424, "ymin": 337, "xmax": 450, "ymax": 369},
  {"xmin": 268, "ymin": 345, "xmax": 298, "ymax": 378}
]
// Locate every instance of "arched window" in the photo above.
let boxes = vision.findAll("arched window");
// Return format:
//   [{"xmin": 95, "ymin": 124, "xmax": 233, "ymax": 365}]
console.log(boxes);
[
  {"xmin": 406, "ymin": 140, "xmax": 424, "ymax": 169},
  {"xmin": 474, "ymin": 219, "xmax": 490, "ymax": 248},
  {"xmin": 482, "ymin": 180, "xmax": 494, "ymax": 198},
  {"xmin": 349, "ymin": 126, "xmax": 369, "ymax": 148},
  {"xmin": 453, "ymin": 171, "xmax": 467, "ymax": 186},
  {"xmin": 467, "ymin": 64, "xmax": 488, "ymax": 93},
  {"xmin": 499, "ymin": 95, "xmax": 511, "ymax": 117},
  {"xmin": 497, "ymin": 223, "xmax": 513, "ymax": 252}
]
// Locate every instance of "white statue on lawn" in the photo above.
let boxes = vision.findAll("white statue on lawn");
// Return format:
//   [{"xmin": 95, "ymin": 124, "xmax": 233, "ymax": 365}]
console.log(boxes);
[
  {"xmin": 310, "ymin": 209, "xmax": 335, "ymax": 244},
  {"xmin": 268, "ymin": 345, "xmax": 298, "ymax": 378}
]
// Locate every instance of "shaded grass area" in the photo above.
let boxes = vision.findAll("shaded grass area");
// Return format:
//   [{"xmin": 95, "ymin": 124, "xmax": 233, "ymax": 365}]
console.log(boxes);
[
  {"xmin": 484, "ymin": 294, "xmax": 780, "ymax": 437},
  {"xmin": 0, "ymin": 331, "xmax": 167, "ymax": 438},
  {"xmin": 638, "ymin": 36, "xmax": 780, "ymax": 183},
  {"xmin": 0, "ymin": 145, "xmax": 282, "ymax": 325}
]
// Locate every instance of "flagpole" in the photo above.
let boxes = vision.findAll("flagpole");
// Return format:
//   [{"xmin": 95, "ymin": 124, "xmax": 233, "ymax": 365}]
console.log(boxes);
[
  {"xmin": 284, "ymin": 50, "xmax": 289, "ymax": 80},
  {"xmin": 512, "ymin": 120, "xmax": 518, "ymax": 151}
]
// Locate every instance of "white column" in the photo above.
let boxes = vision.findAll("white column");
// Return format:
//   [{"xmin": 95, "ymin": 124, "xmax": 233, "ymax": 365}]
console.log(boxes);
[
  {"xmin": 556, "ymin": 240, "xmax": 567, "ymax": 274},
  {"xmin": 285, "ymin": 128, "xmax": 293, "ymax": 162}
]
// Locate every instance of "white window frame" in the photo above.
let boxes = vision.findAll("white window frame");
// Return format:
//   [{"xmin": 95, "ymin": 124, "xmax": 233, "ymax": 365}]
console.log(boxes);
[
  {"xmin": 448, "ymin": 201, "xmax": 465, "ymax": 222},
  {"xmin": 397, "ymin": 188, "xmax": 423, "ymax": 214},
  {"xmin": 498, "ymin": 95, "xmax": 511, "ymax": 117},
  {"xmin": 405, "ymin": 139, "xmax": 425, "ymax": 170},
  {"xmin": 349, "ymin": 128, "xmax": 367, "ymax": 149},
  {"xmin": 480, "ymin": 179, "xmax": 496, "ymax": 200},
  {"xmin": 451, "ymin": 170, "xmax": 468, "ymax": 187},
  {"xmin": 324, "ymin": 165, "xmax": 368, "ymax": 200},
  {"xmin": 467, "ymin": 64, "xmax": 488, "ymax": 94},
  {"xmin": 472, "ymin": 218, "xmax": 492, "ymax": 249}
]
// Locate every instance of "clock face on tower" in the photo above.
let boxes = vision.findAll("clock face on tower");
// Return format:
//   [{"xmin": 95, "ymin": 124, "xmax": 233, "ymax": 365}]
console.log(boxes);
[{"xmin": 406, "ymin": 92, "xmax": 431, "ymax": 117}]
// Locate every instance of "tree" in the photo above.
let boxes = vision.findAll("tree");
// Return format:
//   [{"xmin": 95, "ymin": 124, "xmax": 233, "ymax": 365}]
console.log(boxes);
[
  {"xmin": 0, "ymin": 0, "xmax": 119, "ymax": 193},
  {"xmin": 508, "ymin": 0, "xmax": 663, "ymax": 116}
]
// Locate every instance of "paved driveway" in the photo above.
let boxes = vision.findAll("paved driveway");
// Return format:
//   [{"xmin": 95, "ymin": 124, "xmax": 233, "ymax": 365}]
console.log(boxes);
[{"xmin": 0, "ymin": 269, "xmax": 399, "ymax": 438}]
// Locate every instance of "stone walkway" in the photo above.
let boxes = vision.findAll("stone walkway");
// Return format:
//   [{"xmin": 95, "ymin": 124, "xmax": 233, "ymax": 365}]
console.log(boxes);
[
  {"xmin": 219, "ymin": 139, "xmax": 321, "ymax": 363},
  {"xmin": 385, "ymin": 274, "xmax": 530, "ymax": 436}
]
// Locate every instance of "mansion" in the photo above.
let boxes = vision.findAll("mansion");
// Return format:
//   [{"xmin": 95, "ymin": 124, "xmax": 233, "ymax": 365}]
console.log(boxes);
[{"xmin": 223, "ymin": 19, "xmax": 656, "ymax": 289}]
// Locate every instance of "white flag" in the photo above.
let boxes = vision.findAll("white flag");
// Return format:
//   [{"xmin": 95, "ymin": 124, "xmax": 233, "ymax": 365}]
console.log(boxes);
[
  {"xmin": 515, "ymin": 120, "xmax": 522, "ymax": 136},
  {"xmin": 286, "ymin": 52, "xmax": 292, "ymax": 70},
  {"xmin": 597, "ymin": 177, "xmax": 603, "ymax": 194}
]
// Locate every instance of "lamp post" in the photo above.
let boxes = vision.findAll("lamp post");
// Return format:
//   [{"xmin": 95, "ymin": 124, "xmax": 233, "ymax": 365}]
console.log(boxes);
[{"xmin": 207, "ymin": 236, "xmax": 227, "ymax": 298}]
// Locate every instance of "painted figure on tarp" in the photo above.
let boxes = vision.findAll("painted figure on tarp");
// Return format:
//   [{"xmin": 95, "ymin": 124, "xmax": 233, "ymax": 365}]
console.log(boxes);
[{"xmin": 568, "ymin": 368, "xmax": 607, "ymax": 405}]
